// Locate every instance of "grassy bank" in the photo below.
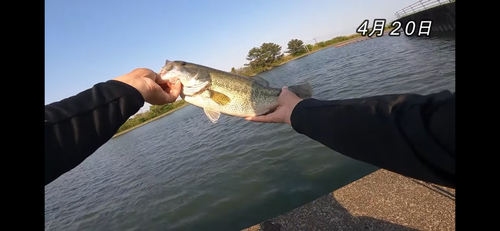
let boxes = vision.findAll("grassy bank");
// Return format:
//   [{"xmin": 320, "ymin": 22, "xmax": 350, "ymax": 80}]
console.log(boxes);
[{"xmin": 112, "ymin": 100, "xmax": 188, "ymax": 138}]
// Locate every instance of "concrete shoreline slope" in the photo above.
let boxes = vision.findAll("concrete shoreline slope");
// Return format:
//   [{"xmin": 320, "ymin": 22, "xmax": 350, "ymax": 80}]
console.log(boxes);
[{"xmin": 242, "ymin": 169, "xmax": 455, "ymax": 231}]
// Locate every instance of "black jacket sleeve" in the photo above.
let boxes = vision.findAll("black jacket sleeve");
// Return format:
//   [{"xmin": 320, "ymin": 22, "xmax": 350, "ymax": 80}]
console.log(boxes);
[
  {"xmin": 290, "ymin": 90, "xmax": 455, "ymax": 188},
  {"xmin": 45, "ymin": 80, "xmax": 145, "ymax": 186}
]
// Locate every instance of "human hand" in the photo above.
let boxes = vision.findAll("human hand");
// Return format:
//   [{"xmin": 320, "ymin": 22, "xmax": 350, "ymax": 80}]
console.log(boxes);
[
  {"xmin": 114, "ymin": 68, "xmax": 182, "ymax": 105},
  {"xmin": 245, "ymin": 86, "xmax": 303, "ymax": 125}
]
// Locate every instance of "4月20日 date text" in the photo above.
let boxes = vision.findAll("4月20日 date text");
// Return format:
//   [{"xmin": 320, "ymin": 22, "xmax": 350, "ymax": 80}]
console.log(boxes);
[{"xmin": 356, "ymin": 19, "xmax": 433, "ymax": 37}]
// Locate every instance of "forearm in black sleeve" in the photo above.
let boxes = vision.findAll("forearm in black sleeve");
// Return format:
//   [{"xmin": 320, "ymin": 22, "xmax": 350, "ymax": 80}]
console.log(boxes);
[
  {"xmin": 44, "ymin": 80, "xmax": 145, "ymax": 185},
  {"xmin": 290, "ymin": 90, "xmax": 455, "ymax": 188}
]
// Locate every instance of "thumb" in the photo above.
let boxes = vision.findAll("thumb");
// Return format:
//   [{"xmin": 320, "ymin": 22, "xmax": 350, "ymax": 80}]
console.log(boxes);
[
  {"xmin": 167, "ymin": 80, "xmax": 182, "ymax": 96},
  {"xmin": 280, "ymin": 86, "xmax": 289, "ymax": 95}
]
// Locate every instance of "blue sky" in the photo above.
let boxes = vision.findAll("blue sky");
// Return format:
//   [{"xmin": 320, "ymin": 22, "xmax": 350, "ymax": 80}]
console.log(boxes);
[{"xmin": 45, "ymin": 0, "xmax": 416, "ymax": 110}]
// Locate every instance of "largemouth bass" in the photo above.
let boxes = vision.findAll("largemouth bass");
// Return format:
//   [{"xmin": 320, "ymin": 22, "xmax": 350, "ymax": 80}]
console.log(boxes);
[{"xmin": 158, "ymin": 60, "xmax": 312, "ymax": 123}]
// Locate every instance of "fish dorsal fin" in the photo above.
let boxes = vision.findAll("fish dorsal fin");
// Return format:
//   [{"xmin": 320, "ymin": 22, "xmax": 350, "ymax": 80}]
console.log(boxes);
[
  {"xmin": 203, "ymin": 108, "xmax": 221, "ymax": 123},
  {"xmin": 252, "ymin": 76, "xmax": 270, "ymax": 87},
  {"xmin": 209, "ymin": 90, "xmax": 231, "ymax": 106}
]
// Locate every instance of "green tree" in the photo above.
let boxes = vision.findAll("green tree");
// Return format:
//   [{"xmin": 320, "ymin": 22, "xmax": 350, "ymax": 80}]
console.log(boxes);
[
  {"xmin": 286, "ymin": 39, "xmax": 307, "ymax": 56},
  {"xmin": 306, "ymin": 44, "xmax": 313, "ymax": 51},
  {"xmin": 246, "ymin": 42, "xmax": 283, "ymax": 69},
  {"xmin": 230, "ymin": 67, "xmax": 237, "ymax": 73},
  {"xmin": 246, "ymin": 47, "xmax": 264, "ymax": 68}
]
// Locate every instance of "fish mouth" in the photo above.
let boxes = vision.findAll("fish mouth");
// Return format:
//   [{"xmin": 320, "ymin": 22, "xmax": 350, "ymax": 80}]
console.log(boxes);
[
  {"xmin": 158, "ymin": 60, "xmax": 172, "ymax": 77},
  {"xmin": 158, "ymin": 67, "xmax": 168, "ymax": 78},
  {"xmin": 158, "ymin": 60, "xmax": 180, "ymax": 83}
]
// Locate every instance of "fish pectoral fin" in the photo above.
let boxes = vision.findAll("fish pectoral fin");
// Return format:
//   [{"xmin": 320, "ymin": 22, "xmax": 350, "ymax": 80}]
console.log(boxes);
[
  {"xmin": 208, "ymin": 90, "xmax": 231, "ymax": 106},
  {"xmin": 252, "ymin": 76, "xmax": 270, "ymax": 87},
  {"xmin": 203, "ymin": 108, "xmax": 221, "ymax": 123}
]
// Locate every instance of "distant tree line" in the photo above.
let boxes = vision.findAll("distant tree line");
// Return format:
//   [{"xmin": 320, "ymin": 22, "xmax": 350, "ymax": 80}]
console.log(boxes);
[
  {"xmin": 230, "ymin": 34, "xmax": 364, "ymax": 76},
  {"xmin": 230, "ymin": 26, "xmax": 396, "ymax": 77}
]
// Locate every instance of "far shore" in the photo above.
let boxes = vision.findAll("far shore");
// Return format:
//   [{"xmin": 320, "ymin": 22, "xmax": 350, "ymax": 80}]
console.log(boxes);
[
  {"xmin": 248, "ymin": 30, "xmax": 391, "ymax": 76},
  {"xmin": 112, "ymin": 103, "xmax": 189, "ymax": 139}
]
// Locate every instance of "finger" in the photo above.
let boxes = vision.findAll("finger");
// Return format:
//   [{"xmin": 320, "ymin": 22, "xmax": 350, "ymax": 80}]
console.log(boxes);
[
  {"xmin": 158, "ymin": 82, "xmax": 169, "ymax": 92},
  {"xmin": 245, "ymin": 114, "xmax": 275, "ymax": 123},
  {"xmin": 280, "ymin": 86, "xmax": 290, "ymax": 94},
  {"xmin": 154, "ymin": 73, "xmax": 168, "ymax": 84},
  {"xmin": 279, "ymin": 86, "xmax": 291, "ymax": 98},
  {"xmin": 167, "ymin": 80, "xmax": 182, "ymax": 97},
  {"xmin": 148, "ymin": 87, "xmax": 171, "ymax": 105},
  {"xmin": 149, "ymin": 81, "xmax": 178, "ymax": 104},
  {"xmin": 162, "ymin": 92, "xmax": 177, "ymax": 103}
]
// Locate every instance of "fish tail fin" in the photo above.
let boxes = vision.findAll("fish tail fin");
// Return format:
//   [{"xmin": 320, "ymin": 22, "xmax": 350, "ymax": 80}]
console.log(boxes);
[{"xmin": 287, "ymin": 82, "xmax": 313, "ymax": 99}]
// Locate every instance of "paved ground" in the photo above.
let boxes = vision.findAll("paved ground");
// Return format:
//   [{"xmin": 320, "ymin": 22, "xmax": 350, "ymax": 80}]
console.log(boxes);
[{"xmin": 242, "ymin": 169, "xmax": 455, "ymax": 231}]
